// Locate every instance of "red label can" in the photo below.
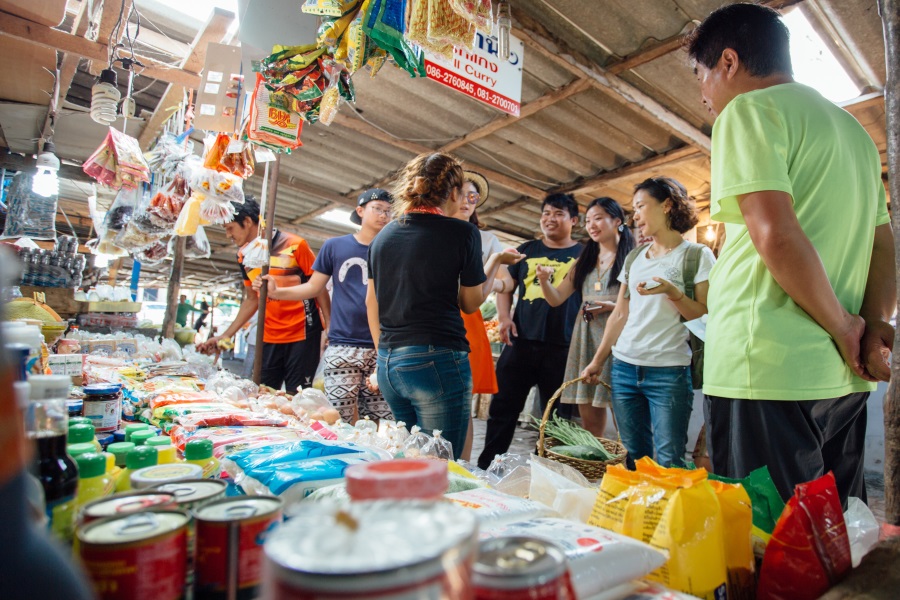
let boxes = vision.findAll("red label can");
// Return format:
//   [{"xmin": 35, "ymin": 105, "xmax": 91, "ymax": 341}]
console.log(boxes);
[
  {"xmin": 78, "ymin": 509, "xmax": 189, "ymax": 600},
  {"xmin": 194, "ymin": 496, "xmax": 282, "ymax": 600},
  {"xmin": 473, "ymin": 537, "xmax": 575, "ymax": 600}
]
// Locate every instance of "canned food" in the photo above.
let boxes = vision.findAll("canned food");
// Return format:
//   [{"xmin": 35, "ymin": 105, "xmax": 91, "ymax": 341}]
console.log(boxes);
[
  {"xmin": 78, "ymin": 509, "xmax": 190, "ymax": 600},
  {"xmin": 81, "ymin": 491, "xmax": 177, "ymax": 524},
  {"xmin": 473, "ymin": 537, "xmax": 574, "ymax": 600},
  {"xmin": 262, "ymin": 500, "xmax": 478, "ymax": 600},
  {"xmin": 194, "ymin": 496, "xmax": 283, "ymax": 600},
  {"xmin": 153, "ymin": 479, "xmax": 227, "ymax": 511},
  {"xmin": 130, "ymin": 463, "xmax": 203, "ymax": 489}
]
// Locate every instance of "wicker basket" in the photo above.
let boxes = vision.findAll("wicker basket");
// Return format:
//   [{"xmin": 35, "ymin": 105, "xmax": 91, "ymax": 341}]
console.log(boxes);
[{"xmin": 537, "ymin": 377, "xmax": 626, "ymax": 481}]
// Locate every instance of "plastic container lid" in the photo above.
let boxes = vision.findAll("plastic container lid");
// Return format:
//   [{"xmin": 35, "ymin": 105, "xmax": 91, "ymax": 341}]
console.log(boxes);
[
  {"xmin": 68, "ymin": 423, "xmax": 96, "ymax": 444},
  {"xmin": 131, "ymin": 464, "xmax": 203, "ymax": 490},
  {"xmin": 124, "ymin": 423, "xmax": 149, "ymax": 441},
  {"xmin": 2, "ymin": 322, "xmax": 43, "ymax": 348},
  {"xmin": 131, "ymin": 430, "xmax": 155, "ymax": 446},
  {"xmin": 76, "ymin": 452, "xmax": 107, "ymax": 478},
  {"xmin": 107, "ymin": 441, "xmax": 135, "ymax": 463},
  {"xmin": 125, "ymin": 446, "xmax": 158, "ymax": 470},
  {"xmin": 69, "ymin": 417, "xmax": 92, "ymax": 427},
  {"xmin": 345, "ymin": 459, "xmax": 449, "ymax": 502},
  {"xmin": 67, "ymin": 442, "xmax": 96, "ymax": 458},
  {"xmin": 145, "ymin": 436, "xmax": 172, "ymax": 448},
  {"xmin": 83, "ymin": 383, "xmax": 123, "ymax": 396},
  {"xmin": 28, "ymin": 374, "xmax": 72, "ymax": 400},
  {"xmin": 184, "ymin": 438, "xmax": 213, "ymax": 460}
]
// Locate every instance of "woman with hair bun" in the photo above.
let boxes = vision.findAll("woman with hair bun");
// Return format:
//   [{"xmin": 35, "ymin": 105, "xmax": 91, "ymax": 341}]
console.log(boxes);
[
  {"xmin": 366, "ymin": 153, "xmax": 523, "ymax": 458},
  {"xmin": 582, "ymin": 177, "xmax": 715, "ymax": 468}
]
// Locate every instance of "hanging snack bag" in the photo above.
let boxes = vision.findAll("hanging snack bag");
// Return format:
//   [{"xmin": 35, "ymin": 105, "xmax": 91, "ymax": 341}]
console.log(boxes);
[
  {"xmin": 589, "ymin": 460, "xmax": 729, "ymax": 600},
  {"xmin": 302, "ymin": 0, "xmax": 361, "ymax": 17},
  {"xmin": 757, "ymin": 472, "xmax": 851, "ymax": 600},
  {"xmin": 248, "ymin": 73, "xmax": 303, "ymax": 150}
]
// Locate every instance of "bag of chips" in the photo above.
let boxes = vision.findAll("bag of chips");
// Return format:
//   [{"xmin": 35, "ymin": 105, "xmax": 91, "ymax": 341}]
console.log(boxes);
[{"xmin": 248, "ymin": 73, "xmax": 304, "ymax": 149}]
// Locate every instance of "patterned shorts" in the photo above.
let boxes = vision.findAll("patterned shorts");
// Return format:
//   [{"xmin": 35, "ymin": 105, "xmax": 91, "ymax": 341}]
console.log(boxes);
[{"xmin": 322, "ymin": 344, "xmax": 393, "ymax": 422}]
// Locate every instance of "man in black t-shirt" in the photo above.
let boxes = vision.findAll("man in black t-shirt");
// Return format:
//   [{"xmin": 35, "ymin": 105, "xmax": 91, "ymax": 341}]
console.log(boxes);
[{"xmin": 478, "ymin": 193, "xmax": 583, "ymax": 469}]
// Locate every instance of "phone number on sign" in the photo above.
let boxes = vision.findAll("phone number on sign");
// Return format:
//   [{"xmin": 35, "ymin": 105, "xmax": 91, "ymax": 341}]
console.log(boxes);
[
  {"xmin": 474, "ymin": 87, "xmax": 518, "ymax": 113},
  {"xmin": 425, "ymin": 64, "xmax": 474, "ymax": 94}
]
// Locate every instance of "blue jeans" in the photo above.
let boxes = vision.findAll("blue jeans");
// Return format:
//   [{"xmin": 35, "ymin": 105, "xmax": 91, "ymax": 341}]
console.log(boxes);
[
  {"xmin": 610, "ymin": 358, "xmax": 693, "ymax": 468},
  {"xmin": 377, "ymin": 346, "xmax": 472, "ymax": 459}
]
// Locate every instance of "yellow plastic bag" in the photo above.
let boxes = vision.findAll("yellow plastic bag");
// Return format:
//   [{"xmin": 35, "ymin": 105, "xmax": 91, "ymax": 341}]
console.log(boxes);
[
  {"xmin": 709, "ymin": 480, "xmax": 755, "ymax": 600},
  {"xmin": 174, "ymin": 193, "xmax": 202, "ymax": 236},
  {"xmin": 589, "ymin": 460, "xmax": 728, "ymax": 600}
]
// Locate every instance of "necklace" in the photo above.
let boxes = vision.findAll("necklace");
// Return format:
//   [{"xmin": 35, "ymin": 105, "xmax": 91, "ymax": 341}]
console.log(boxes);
[
  {"xmin": 594, "ymin": 254, "xmax": 614, "ymax": 292},
  {"xmin": 406, "ymin": 207, "xmax": 444, "ymax": 216},
  {"xmin": 648, "ymin": 240, "xmax": 681, "ymax": 259}
]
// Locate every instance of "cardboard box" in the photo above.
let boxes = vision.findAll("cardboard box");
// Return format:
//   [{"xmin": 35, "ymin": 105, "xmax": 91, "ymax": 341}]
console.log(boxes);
[
  {"xmin": 115, "ymin": 339, "xmax": 138, "ymax": 355},
  {"xmin": 48, "ymin": 354, "xmax": 68, "ymax": 376}
]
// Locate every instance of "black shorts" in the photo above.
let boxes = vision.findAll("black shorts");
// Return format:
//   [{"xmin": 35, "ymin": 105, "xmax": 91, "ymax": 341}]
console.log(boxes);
[{"xmin": 260, "ymin": 328, "xmax": 322, "ymax": 393}]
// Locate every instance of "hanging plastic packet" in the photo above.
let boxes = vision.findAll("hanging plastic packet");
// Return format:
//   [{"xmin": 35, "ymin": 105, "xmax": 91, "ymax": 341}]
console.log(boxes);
[
  {"xmin": 448, "ymin": 0, "xmax": 493, "ymax": 33},
  {"xmin": 302, "ymin": 0, "xmax": 361, "ymax": 17},
  {"xmin": 757, "ymin": 472, "xmax": 852, "ymax": 600},
  {"xmin": 199, "ymin": 196, "xmax": 236, "ymax": 225},
  {"xmin": 365, "ymin": 0, "xmax": 426, "ymax": 77},
  {"xmin": 317, "ymin": 63, "xmax": 344, "ymax": 125},
  {"xmin": 132, "ymin": 240, "xmax": 168, "ymax": 267},
  {"xmin": 241, "ymin": 161, "xmax": 271, "ymax": 269},
  {"xmin": 248, "ymin": 73, "xmax": 304, "ymax": 149},
  {"xmin": 172, "ymin": 226, "xmax": 211, "ymax": 259},
  {"xmin": 401, "ymin": 426, "xmax": 433, "ymax": 458},
  {"xmin": 174, "ymin": 192, "xmax": 203, "ymax": 236},
  {"xmin": 0, "ymin": 172, "xmax": 58, "ymax": 240}
]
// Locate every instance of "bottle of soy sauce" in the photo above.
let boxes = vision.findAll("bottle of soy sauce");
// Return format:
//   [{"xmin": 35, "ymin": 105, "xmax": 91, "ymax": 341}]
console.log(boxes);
[{"xmin": 26, "ymin": 374, "xmax": 79, "ymax": 542}]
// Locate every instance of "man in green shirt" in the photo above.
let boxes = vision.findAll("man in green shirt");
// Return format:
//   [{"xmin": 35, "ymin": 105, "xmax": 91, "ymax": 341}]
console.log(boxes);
[
  {"xmin": 688, "ymin": 4, "xmax": 895, "ymax": 505},
  {"xmin": 175, "ymin": 294, "xmax": 200, "ymax": 327}
]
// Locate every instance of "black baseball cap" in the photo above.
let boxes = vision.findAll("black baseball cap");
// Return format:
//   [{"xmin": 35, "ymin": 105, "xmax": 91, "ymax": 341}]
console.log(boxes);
[{"xmin": 350, "ymin": 188, "xmax": 393, "ymax": 225}]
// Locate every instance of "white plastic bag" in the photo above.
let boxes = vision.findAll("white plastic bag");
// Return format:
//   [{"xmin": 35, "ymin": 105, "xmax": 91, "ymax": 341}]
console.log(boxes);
[
  {"xmin": 530, "ymin": 454, "xmax": 599, "ymax": 523},
  {"xmin": 444, "ymin": 488, "xmax": 556, "ymax": 527},
  {"xmin": 845, "ymin": 496, "xmax": 879, "ymax": 567}
]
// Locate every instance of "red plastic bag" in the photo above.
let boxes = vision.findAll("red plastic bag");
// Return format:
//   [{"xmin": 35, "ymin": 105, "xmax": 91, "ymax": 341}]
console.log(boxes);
[{"xmin": 757, "ymin": 472, "xmax": 851, "ymax": 600}]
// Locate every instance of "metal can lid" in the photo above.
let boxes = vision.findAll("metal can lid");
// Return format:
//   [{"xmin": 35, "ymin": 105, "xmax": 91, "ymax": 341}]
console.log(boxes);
[
  {"xmin": 153, "ymin": 479, "xmax": 227, "ymax": 504},
  {"xmin": 79, "ymin": 510, "xmax": 189, "ymax": 545},
  {"xmin": 83, "ymin": 491, "xmax": 177, "ymax": 518},
  {"xmin": 196, "ymin": 496, "xmax": 282, "ymax": 522},
  {"xmin": 83, "ymin": 383, "xmax": 123, "ymax": 396},
  {"xmin": 131, "ymin": 464, "xmax": 203, "ymax": 489},
  {"xmin": 473, "ymin": 537, "xmax": 567, "ymax": 587}
]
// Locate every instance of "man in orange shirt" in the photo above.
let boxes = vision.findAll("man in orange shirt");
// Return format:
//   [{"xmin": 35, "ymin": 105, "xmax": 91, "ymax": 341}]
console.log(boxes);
[{"xmin": 199, "ymin": 198, "xmax": 330, "ymax": 392}]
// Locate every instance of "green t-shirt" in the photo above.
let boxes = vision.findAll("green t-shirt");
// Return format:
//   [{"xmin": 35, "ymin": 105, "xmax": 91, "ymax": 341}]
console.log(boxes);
[
  {"xmin": 175, "ymin": 301, "xmax": 199, "ymax": 326},
  {"xmin": 704, "ymin": 83, "xmax": 888, "ymax": 400}
]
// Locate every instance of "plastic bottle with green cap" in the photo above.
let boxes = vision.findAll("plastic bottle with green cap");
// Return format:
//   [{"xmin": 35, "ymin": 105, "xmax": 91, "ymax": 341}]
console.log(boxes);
[
  {"xmin": 124, "ymin": 423, "xmax": 149, "ymax": 442},
  {"xmin": 116, "ymin": 446, "xmax": 158, "ymax": 492},
  {"xmin": 145, "ymin": 436, "xmax": 178, "ymax": 464},
  {"xmin": 67, "ymin": 423, "xmax": 101, "ymax": 452},
  {"xmin": 66, "ymin": 442, "xmax": 96, "ymax": 459},
  {"xmin": 183, "ymin": 439, "xmax": 219, "ymax": 478},
  {"xmin": 107, "ymin": 442, "xmax": 135, "ymax": 468},
  {"xmin": 68, "ymin": 417, "xmax": 91, "ymax": 428},
  {"xmin": 131, "ymin": 430, "xmax": 155, "ymax": 446},
  {"xmin": 74, "ymin": 453, "xmax": 114, "ymax": 507}
]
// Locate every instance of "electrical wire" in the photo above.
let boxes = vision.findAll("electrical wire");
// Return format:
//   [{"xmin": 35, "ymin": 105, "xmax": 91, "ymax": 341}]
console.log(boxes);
[
  {"xmin": 467, "ymin": 145, "xmax": 557, "ymax": 186},
  {"xmin": 345, "ymin": 104, "xmax": 457, "ymax": 143}
]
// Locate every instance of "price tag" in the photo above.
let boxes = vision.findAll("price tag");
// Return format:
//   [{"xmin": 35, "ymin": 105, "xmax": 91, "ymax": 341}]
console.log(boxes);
[{"xmin": 226, "ymin": 139, "xmax": 246, "ymax": 154}]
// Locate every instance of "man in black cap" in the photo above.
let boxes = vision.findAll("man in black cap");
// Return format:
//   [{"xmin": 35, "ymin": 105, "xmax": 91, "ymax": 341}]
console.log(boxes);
[{"xmin": 255, "ymin": 189, "xmax": 394, "ymax": 421}]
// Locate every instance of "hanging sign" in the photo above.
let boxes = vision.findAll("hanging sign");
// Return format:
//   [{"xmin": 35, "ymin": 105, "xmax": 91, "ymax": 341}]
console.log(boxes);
[{"xmin": 425, "ymin": 31, "xmax": 524, "ymax": 116}]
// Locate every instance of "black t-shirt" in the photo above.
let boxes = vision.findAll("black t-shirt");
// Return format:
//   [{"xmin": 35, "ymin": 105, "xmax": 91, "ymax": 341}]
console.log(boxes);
[
  {"xmin": 368, "ymin": 214, "xmax": 486, "ymax": 351},
  {"xmin": 509, "ymin": 240, "xmax": 582, "ymax": 345}
]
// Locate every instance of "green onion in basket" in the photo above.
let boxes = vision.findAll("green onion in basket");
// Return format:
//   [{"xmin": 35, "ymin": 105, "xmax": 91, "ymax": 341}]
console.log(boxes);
[{"xmin": 533, "ymin": 413, "xmax": 622, "ymax": 462}]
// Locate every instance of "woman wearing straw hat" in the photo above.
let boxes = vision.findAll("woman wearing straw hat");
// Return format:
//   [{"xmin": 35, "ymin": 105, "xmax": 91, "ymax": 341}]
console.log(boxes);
[{"xmin": 447, "ymin": 171, "xmax": 516, "ymax": 460}]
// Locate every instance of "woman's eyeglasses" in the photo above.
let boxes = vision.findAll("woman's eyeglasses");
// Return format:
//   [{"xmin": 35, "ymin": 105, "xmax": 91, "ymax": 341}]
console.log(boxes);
[{"xmin": 465, "ymin": 192, "xmax": 480, "ymax": 205}]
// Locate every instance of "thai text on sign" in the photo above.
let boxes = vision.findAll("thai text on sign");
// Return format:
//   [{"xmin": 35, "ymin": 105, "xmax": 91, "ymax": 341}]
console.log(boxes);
[{"xmin": 425, "ymin": 32, "xmax": 524, "ymax": 116}]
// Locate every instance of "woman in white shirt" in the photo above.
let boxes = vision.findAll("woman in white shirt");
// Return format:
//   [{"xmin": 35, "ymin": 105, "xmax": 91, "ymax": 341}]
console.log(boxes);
[{"xmin": 582, "ymin": 177, "xmax": 715, "ymax": 468}]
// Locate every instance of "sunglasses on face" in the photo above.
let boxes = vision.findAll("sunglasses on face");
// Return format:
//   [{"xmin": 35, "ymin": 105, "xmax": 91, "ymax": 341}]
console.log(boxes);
[{"xmin": 465, "ymin": 192, "xmax": 480, "ymax": 205}]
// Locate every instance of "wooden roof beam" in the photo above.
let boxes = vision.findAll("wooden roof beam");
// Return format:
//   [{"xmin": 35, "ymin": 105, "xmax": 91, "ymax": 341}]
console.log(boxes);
[
  {"xmin": 137, "ymin": 8, "xmax": 235, "ymax": 149},
  {"xmin": 333, "ymin": 113, "xmax": 546, "ymax": 199},
  {"xmin": 604, "ymin": 0, "xmax": 807, "ymax": 75},
  {"xmin": 290, "ymin": 202, "xmax": 344, "ymax": 225},
  {"xmin": 0, "ymin": 11, "xmax": 201, "ymax": 89},
  {"xmin": 512, "ymin": 9, "xmax": 711, "ymax": 154}
]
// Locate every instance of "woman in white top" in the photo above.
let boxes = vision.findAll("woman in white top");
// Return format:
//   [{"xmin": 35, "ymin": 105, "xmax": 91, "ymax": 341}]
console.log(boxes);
[{"xmin": 582, "ymin": 177, "xmax": 715, "ymax": 468}]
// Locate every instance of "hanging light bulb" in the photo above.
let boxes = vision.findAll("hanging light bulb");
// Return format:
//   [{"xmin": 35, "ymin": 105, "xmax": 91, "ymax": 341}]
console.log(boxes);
[
  {"xmin": 32, "ymin": 140, "xmax": 60, "ymax": 198},
  {"xmin": 496, "ymin": 1, "xmax": 511, "ymax": 62},
  {"xmin": 705, "ymin": 224, "xmax": 716, "ymax": 243},
  {"xmin": 90, "ymin": 68, "xmax": 120, "ymax": 125}
]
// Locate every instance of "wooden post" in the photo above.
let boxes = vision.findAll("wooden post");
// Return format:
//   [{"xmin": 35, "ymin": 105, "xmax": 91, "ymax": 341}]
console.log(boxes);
[
  {"xmin": 881, "ymin": 0, "xmax": 900, "ymax": 529},
  {"xmin": 252, "ymin": 155, "xmax": 282, "ymax": 384},
  {"xmin": 162, "ymin": 236, "xmax": 186, "ymax": 339}
]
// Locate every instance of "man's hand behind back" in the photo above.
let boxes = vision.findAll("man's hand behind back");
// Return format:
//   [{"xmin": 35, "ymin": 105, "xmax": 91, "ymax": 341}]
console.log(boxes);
[{"xmin": 860, "ymin": 319, "xmax": 894, "ymax": 381}]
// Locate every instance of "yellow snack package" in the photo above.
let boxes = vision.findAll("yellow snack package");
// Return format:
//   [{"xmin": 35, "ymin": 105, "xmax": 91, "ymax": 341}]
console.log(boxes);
[
  {"xmin": 589, "ymin": 459, "xmax": 728, "ymax": 600},
  {"xmin": 709, "ymin": 479, "xmax": 755, "ymax": 600}
]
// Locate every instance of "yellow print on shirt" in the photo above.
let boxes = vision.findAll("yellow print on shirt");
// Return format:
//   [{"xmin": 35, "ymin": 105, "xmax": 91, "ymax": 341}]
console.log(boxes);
[{"xmin": 522, "ymin": 256, "xmax": 576, "ymax": 302}]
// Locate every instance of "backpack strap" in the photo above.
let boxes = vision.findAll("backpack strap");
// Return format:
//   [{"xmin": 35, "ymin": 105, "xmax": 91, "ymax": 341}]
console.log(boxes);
[
  {"xmin": 681, "ymin": 243, "xmax": 706, "ymax": 301},
  {"xmin": 622, "ymin": 243, "xmax": 651, "ymax": 300}
]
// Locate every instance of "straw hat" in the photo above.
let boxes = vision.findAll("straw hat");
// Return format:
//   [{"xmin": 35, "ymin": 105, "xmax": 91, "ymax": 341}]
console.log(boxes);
[{"xmin": 463, "ymin": 171, "xmax": 490, "ymax": 209}]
